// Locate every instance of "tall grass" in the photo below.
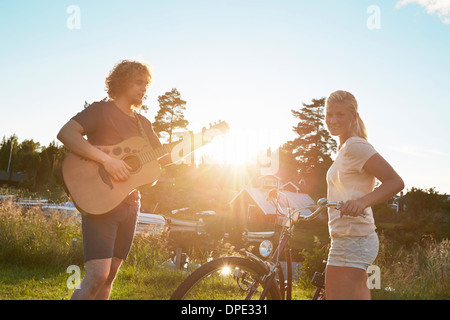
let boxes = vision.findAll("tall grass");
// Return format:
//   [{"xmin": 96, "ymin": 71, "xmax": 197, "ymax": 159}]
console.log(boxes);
[
  {"xmin": 373, "ymin": 233, "xmax": 449, "ymax": 299},
  {"xmin": 0, "ymin": 197, "xmax": 448, "ymax": 299},
  {"xmin": 0, "ymin": 198, "xmax": 191, "ymax": 299},
  {"xmin": 0, "ymin": 199, "xmax": 83, "ymax": 268},
  {"xmin": 107, "ymin": 234, "xmax": 189, "ymax": 300}
]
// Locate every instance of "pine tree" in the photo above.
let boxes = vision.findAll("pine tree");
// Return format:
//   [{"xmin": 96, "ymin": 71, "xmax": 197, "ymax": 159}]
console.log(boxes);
[
  {"xmin": 153, "ymin": 88, "xmax": 189, "ymax": 144},
  {"xmin": 287, "ymin": 97, "xmax": 337, "ymax": 197},
  {"xmin": 0, "ymin": 135, "xmax": 19, "ymax": 172}
]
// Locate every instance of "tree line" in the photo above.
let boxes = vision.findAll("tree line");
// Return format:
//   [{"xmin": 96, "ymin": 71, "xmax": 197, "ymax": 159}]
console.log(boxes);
[{"xmin": 0, "ymin": 135, "xmax": 67, "ymax": 191}]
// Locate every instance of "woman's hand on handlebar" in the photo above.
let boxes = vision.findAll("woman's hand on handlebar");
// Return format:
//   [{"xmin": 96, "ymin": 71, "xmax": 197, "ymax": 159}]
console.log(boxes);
[{"xmin": 339, "ymin": 199, "xmax": 367, "ymax": 217}]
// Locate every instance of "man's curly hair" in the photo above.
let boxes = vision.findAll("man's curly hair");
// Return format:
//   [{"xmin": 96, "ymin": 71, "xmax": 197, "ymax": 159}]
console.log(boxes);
[{"xmin": 105, "ymin": 60, "xmax": 152, "ymax": 101}]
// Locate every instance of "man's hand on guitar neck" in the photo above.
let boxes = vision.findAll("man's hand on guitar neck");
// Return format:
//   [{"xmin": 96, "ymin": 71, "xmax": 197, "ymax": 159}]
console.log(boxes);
[{"xmin": 102, "ymin": 156, "xmax": 132, "ymax": 182}]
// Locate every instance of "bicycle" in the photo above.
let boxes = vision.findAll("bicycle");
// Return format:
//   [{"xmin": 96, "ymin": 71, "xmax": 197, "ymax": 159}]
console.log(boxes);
[{"xmin": 170, "ymin": 193, "xmax": 351, "ymax": 300}]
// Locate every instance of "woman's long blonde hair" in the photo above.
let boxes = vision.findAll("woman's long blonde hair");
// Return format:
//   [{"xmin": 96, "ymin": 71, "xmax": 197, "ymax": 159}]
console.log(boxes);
[{"xmin": 325, "ymin": 90, "xmax": 368, "ymax": 140}]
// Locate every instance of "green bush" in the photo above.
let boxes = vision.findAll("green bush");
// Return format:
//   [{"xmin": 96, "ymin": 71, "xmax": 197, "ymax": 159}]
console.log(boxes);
[
  {"xmin": 403, "ymin": 187, "xmax": 445, "ymax": 217},
  {"xmin": 296, "ymin": 238, "xmax": 328, "ymax": 290}
]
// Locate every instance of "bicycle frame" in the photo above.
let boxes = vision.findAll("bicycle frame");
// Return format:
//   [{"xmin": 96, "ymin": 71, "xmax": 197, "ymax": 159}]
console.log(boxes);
[
  {"xmin": 259, "ymin": 231, "xmax": 293, "ymax": 300},
  {"xmin": 169, "ymin": 195, "xmax": 354, "ymax": 300},
  {"xmin": 169, "ymin": 188, "xmax": 370, "ymax": 300},
  {"xmin": 239, "ymin": 194, "xmax": 343, "ymax": 300}
]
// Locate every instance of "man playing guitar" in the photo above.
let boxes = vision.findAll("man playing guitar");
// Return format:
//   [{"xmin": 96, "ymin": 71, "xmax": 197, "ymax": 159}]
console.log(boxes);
[{"xmin": 58, "ymin": 60, "xmax": 170, "ymax": 300}]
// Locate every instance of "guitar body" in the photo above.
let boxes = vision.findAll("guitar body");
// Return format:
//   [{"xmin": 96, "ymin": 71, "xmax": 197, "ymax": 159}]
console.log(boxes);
[
  {"xmin": 62, "ymin": 120, "xmax": 229, "ymax": 216},
  {"xmin": 62, "ymin": 136, "xmax": 161, "ymax": 216}
]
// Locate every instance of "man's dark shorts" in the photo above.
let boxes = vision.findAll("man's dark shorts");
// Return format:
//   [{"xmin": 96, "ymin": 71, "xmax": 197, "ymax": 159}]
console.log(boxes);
[{"xmin": 81, "ymin": 202, "xmax": 139, "ymax": 262}]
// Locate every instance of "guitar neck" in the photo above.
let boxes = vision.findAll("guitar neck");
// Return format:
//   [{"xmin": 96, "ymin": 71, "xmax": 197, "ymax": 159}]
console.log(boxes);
[
  {"xmin": 137, "ymin": 144, "xmax": 171, "ymax": 164},
  {"xmin": 138, "ymin": 121, "xmax": 229, "ymax": 165},
  {"xmin": 137, "ymin": 131, "xmax": 208, "ymax": 165}
]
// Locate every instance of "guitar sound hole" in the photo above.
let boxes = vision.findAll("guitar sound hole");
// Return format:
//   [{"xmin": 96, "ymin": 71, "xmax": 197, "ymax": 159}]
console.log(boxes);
[{"xmin": 123, "ymin": 155, "xmax": 141, "ymax": 174}]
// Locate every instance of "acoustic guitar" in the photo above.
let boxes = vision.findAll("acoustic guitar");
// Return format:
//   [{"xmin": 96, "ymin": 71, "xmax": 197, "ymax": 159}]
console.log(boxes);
[{"xmin": 62, "ymin": 121, "xmax": 229, "ymax": 215}]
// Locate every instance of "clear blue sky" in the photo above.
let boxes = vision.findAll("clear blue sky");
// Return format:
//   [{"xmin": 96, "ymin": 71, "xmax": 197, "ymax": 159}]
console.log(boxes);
[{"xmin": 1, "ymin": 0, "xmax": 449, "ymax": 194}]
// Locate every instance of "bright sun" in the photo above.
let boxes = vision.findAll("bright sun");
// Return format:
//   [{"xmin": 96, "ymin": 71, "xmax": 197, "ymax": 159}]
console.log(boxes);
[{"xmin": 198, "ymin": 128, "xmax": 274, "ymax": 166}]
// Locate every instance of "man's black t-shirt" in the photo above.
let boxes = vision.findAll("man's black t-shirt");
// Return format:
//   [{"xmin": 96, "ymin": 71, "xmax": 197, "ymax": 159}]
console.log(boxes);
[
  {"xmin": 72, "ymin": 100, "xmax": 162, "ymax": 149},
  {"xmin": 71, "ymin": 100, "xmax": 162, "ymax": 204}
]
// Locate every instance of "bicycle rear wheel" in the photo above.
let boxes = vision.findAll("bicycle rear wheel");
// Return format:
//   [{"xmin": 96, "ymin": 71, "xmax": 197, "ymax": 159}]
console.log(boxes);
[{"xmin": 170, "ymin": 256, "xmax": 282, "ymax": 300}]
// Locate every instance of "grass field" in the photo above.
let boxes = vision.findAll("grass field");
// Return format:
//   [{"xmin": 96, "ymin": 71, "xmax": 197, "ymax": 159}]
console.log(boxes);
[
  {"xmin": 0, "ymin": 196, "xmax": 448, "ymax": 300},
  {"xmin": 0, "ymin": 263, "xmax": 318, "ymax": 300}
]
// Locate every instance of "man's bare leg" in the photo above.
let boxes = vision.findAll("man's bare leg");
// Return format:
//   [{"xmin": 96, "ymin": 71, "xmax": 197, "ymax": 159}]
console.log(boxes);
[
  {"xmin": 94, "ymin": 257, "xmax": 123, "ymax": 300},
  {"xmin": 70, "ymin": 258, "xmax": 111, "ymax": 300}
]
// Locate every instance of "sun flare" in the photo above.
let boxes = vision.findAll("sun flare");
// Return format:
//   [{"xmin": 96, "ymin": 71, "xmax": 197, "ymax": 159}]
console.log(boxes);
[
  {"xmin": 198, "ymin": 127, "xmax": 280, "ymax": 166},
  {"xmin": 221, "ymin": 266, "xmax": 232, "ymax": 276}
]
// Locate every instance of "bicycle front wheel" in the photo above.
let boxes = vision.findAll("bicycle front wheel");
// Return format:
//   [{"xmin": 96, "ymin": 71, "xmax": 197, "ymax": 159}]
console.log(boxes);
[{"xmin": 170, "ymin": 256, "xmax": 282, "ymax": 300}]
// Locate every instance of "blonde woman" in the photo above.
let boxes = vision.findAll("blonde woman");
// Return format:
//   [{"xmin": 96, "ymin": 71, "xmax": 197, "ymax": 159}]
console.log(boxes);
[{"xmin": 324, "ymin": 90, "xmax": 404, "ymax": 300}]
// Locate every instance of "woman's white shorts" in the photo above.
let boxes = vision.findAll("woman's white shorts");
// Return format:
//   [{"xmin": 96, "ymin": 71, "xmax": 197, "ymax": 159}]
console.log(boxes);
[{"xmin": 327, "ymin": 231, "xmax": 379, "ymax": 271}]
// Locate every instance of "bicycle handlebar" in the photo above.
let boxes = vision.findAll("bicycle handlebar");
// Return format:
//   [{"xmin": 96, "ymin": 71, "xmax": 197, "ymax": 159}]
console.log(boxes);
[
  {"xmin": 292, "ymin": 198, "xmax": 343, "ymax": 222},
  {"xmin": 296, "ymin": 198, "xmax": 367, "ymax": 220},
  {"xmin": 267, "ymin": 190, "xmax": 366, "ymax": 228}
]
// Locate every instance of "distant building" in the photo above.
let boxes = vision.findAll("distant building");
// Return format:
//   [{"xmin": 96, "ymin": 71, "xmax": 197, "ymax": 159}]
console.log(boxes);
[
  {"xmin": 229, "ymin": 174, "xmax": 315, "ymax": 232},
  {"xmin": 0, "ymin": 171, "xmax": 28, "ymax": 186}
]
